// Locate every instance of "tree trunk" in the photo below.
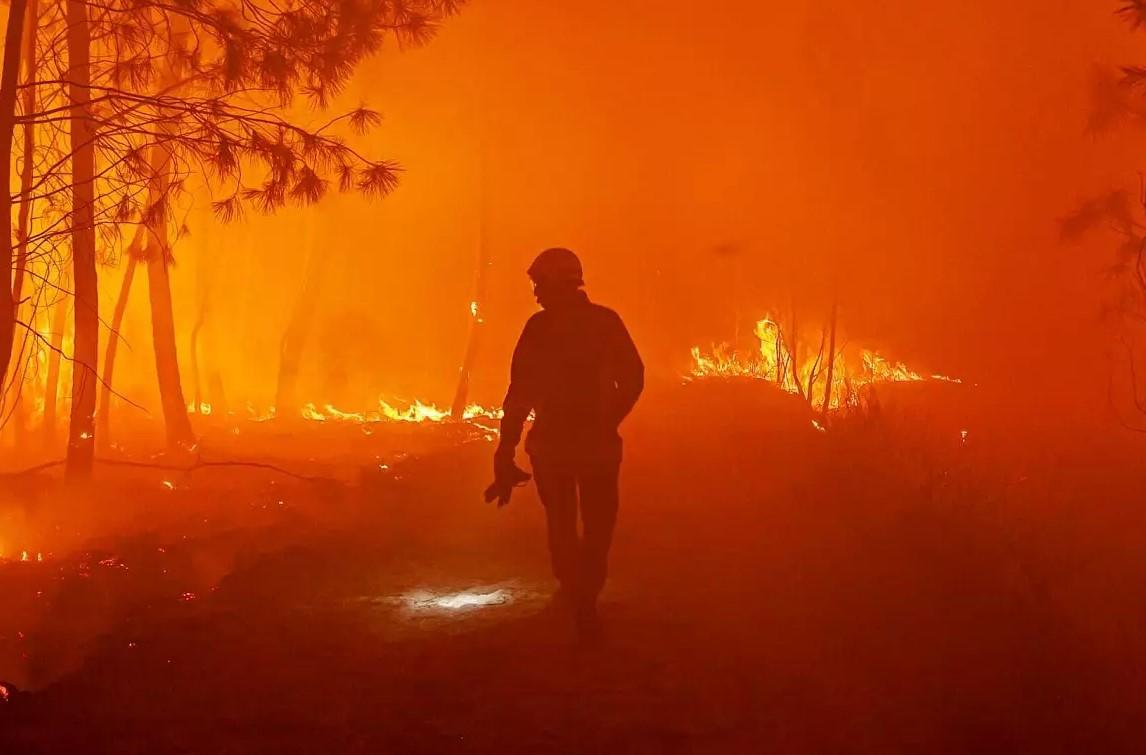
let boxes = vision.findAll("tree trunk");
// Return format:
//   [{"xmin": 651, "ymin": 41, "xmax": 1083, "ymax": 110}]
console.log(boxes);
[
  {"xmin": 136, "ymin": 143, "xmax": 193, "ymax": 448},
  {"xmin": 274, "ymin": 281, "xmax": 319, "ymax": 417},
  {"xmin": 65, "ymin": 0, "xmax": 98, "ymax": 480},
  {"xmin": 208, "ymin": 372, "xmax": 227, "ymax": 414},
  {"xmin": 450, "ymin": 154, "xmax": 491, "ymax": 418},
  {"xmin": 450, "ymin": 287, "xmax": 487, "ymax": 419},
  {"xmin": 5, "ymin": 0, "xmax": 38, "ymax": 445},
  {"xmin": 0, "ymin": 0, "xmax": 30, "ymax": 397},
  {"xmin": 822, "ymin": 299, "xmax": 838, "ymax": 417},
  {"xmin": 97, "ymin": 253, "xmax": 138, "ymax": 446},
  {"xmin": 147, "ymin": 230, "xmax": 194, "ymax": 448},
  {"xmin": 188, "ymin": 218, "xmax": 213, "ymax": 414},
  {"xmin": 139, "ymin": 19, "xmax": 194, "ymax": 448},
  {"xmin": 788, "ymin": 307, "xmax": 804, "ymax": 399},
  {"xmin": 11, "ymin": 0, "xmax": 36, "ymax": 311},
  {"xmin": 189, "ymin": 308, "xmax": 204, "ymax": 413},
  {"xmin": 42, "ymin": 295, "xmax": 68, "ymax": 447},
  {"xmin": 274, "ymin": 218, "xmax": 322, "ymax": 417}
]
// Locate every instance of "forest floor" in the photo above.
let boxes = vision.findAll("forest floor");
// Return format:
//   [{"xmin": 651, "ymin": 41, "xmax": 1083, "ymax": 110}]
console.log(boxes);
[{"xmin": 1, "ymin": 382, "xmax": 1144, "ymax": 754}]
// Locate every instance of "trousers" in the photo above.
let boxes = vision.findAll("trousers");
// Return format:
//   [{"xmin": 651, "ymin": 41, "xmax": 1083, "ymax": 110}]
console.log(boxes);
[{"xmin": 530, "ymin": 454, "xmax": 621, "ymax": 604}]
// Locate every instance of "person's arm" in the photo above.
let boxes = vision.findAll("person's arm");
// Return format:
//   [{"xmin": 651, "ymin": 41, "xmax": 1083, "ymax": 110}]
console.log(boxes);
[
  {"xmin": 611, "ymin": 312, "xmax": 644, "ymax": 425},
  {"xmin": 496, "ymin": 317, "xmax": 539, "ymax": 462}
]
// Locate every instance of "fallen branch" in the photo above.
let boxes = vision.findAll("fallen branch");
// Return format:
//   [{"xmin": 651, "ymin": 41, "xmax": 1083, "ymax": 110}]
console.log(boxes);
[{"xmin": 0, "ymin": 456, "xmax": 338, "ymax": 482}]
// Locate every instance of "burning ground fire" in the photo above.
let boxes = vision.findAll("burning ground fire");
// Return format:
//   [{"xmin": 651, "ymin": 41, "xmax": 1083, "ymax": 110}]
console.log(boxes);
[
  {"xmin": 298, "ymin": 400, "xmax": 500, "ymax": 425},
  {"xmin": 0, "ymin": 550, "xmax": 45, "ymax": 564},
  {"xmin": 4, "ymin": 293, "xmax": 500, "ymax": 439},
  {"xmin": 690, "ymin": 316, "xmax": 960, "ymax": 411},
  {"xmin": 186, "ymin": 399, "xmax": 502, "ymax": 425}
]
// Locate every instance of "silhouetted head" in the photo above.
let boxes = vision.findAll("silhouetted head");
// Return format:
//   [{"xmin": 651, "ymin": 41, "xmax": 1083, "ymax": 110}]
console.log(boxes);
[{"xmin": 528, "ymin": 248, "xmax": 584, "ymax": 309}]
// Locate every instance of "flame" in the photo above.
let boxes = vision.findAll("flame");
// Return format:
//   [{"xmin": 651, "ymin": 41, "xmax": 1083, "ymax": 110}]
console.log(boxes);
[
  {"xmin": 0, "ymin": 550, "xmax": 45, "ymax": 563},
  {"xmin": 295, "ymin": 398, "xmax": 501, "ymax": 425},
  {"xmin": 690, "ymin": 315, "xmax": 959, "ymax": 411}
]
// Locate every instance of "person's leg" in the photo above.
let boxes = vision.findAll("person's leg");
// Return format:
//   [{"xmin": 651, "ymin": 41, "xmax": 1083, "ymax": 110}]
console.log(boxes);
[
  {"xmin": 576, "ymin": 460, "xmax": 621, "ymax": 607},
  {"xmin": 532, "ymin": 458, "xmax": 580, "ymax": 596}
]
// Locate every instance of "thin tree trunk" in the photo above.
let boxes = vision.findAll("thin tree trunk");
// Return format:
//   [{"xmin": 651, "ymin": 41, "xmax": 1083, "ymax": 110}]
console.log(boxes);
[
  {"xmin": 0, "ymin": 0, "xmax": 30, "ymax": 396},
  {"xmin": 189, "ymin": 308, "xmax": 204, "ymax": 413},
  {"xmin": 11, "ymin": 0, "xmax": 36, "ymax": 310},
  {"xmin": 805, "ymin": 328, "xmax": 827, "ymax": 407},
  {"xmin": 822, "ymin": 299, "xmax": 838, "ymax": 418},
  {"xmin": 188, "ymin": 220, "xmax": 212, "ymax": 414},
  {"xmin": 147, "ymin": 225, "xmax": 194, "ymax": 448},
  {"xmin": 773, "ymin": 321, "xmax": 782, "ymax": 385},
  {"xmin": 208, "ymin": 372, "xmax": 227, "ymax": 414},
  {"xmin": 274, "ymin": 279, "xmax": 319, "ymax": 417},
  {"xmin": 137, "ymin": 142, "xmax": 193, "ymax": 448},
  {"xmin": 789, "ymin": 307, "xmax": 804, "ymax": 399},
  {"xmin": 275, "ymin": 218, "xmax": 322, "ymax": 417},
  {"xmin": 6, "ymin": 0, "xmax": 39, "ymax": 445},
  {"xmin": 450, "ymin": 273, "xmax": 488, "ymax": 419},
  {"xmin": 141, "ymin": 19, "xmax": 194, "ymax": 448},
  {"xmin": 97, "ymin": 253, "xmax": 138, "ymax": 446},
  {"xmin": 42, "ymin": 295, "xmax": 68, "ymax": 447},
  {"xmin": 732, "ymin": 256, "xmax": 741, "ymax": 348},
  {"xmin": 65, "ymin": 0, "xmax": 98, "ymax": 480},
  {"xmin": 451, "ymin": 147, "xmax": 490, "ymax": 419}
]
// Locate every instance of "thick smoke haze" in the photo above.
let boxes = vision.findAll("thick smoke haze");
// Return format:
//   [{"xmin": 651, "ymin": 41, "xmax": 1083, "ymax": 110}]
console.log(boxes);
[{"xmin": 106, "ymin": 0, "xmax": 1141, "ymax": 421}]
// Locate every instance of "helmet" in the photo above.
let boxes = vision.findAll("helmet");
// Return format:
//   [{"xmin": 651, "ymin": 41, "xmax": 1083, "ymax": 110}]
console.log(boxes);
[{"xmin": 528, "ymin": 248, "xmax": 584, "ymax": 286}]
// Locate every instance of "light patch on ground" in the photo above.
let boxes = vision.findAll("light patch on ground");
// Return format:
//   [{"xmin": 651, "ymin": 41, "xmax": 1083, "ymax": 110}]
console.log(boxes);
[
  {"xmin": 352, "ymin": 580, "xmax": 546, "ymax": 635},
  {"xmin": 402, "ymin": 588, "xmax": 513, "ymax": 611}
]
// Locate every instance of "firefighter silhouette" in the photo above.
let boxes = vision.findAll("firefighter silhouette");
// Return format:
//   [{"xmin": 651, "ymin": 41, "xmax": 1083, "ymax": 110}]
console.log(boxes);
[{"xmin": 488, "ymin": 248, "xmax": 644, "ymax": 638}]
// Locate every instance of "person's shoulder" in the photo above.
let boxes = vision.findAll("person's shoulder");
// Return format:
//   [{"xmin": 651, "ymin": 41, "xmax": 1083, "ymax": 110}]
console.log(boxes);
[
  {"xmin": 522, "ymin": 309, "xmax": 549, "ymax": 333},
  {"xmin": 588, "ymin": 302, "xmax": 628, "ymax": 328},
  {"xmin": 587, "ymin": 301, "xmax": 622, "ymax": 319},
  {"xmin": 526, "ymin": 309, "xmax": 550, "ymax": 325}
]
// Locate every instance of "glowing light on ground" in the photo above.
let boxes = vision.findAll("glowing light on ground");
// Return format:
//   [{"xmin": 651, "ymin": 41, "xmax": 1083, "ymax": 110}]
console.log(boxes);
[{"xmin": 402, "ymin": 588, "xmax": 513, "ymax": 611}]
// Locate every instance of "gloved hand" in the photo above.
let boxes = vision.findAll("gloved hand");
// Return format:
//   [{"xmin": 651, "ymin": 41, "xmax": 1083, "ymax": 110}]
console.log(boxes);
[{"xmin": 484, "ymin": 448, "xmax": 532, "ymax": 507}]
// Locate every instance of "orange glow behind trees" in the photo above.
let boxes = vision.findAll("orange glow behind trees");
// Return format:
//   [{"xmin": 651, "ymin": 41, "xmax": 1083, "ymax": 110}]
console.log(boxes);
[{"xmin": 0, "ymin": 0, "xmax": 1140, "ymax": 460}]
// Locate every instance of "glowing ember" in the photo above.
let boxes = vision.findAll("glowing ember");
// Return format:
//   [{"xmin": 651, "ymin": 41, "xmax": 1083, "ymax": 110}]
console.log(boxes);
[{"xmin": 161, "ymin": 480, "xmax": 176, "ymax": 490}]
